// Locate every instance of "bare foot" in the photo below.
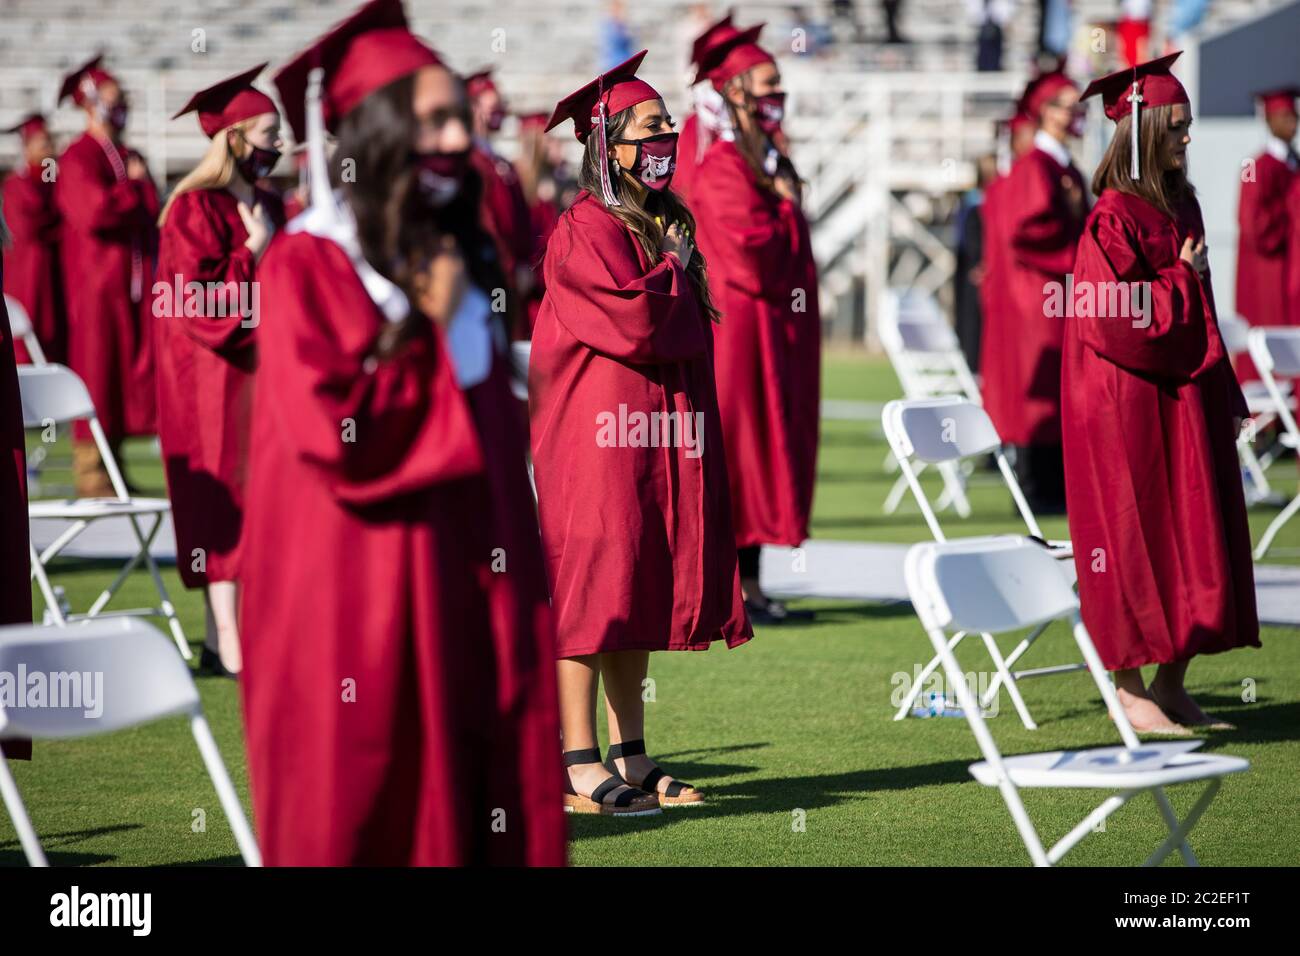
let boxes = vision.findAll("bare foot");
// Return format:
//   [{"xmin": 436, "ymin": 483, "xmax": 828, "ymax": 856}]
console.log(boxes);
[
  {"xmin": 1113, "ymin": 687, "xmax": 1192, "ymax": 735},
  {"xmin": 1148, "ymin": 685, "xmax": 1235, "ymax": 730}
]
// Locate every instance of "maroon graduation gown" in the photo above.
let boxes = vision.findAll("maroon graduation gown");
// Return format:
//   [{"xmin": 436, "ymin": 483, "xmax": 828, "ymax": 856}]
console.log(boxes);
[
  {"xmin": 1062, "ymin": 189, "xmax": 1259, "ymax": 670},
  {"xmin": 56, "ymin": 134, "xmax": 158, "ymax": 442},
  {"xmin": 2, "ymin": 164, "xmax": 66, "ymax": 364},
  {"xmin": 472, "ymin": 145, "xmax": 534, "ymax": 336},
  {"xmin": 1, "ymin": 287, "xmax": 32, "ymax": 760},
  {"xmin": 154, "ymin": 187, "xmax": 283, "ymax": 589},
  {"xmin": 530, "ymin": 191, "xmax": 751, "ymax": 657},
  {"xmin": 691, "ymin": 139, "xmax": 821, "ymax": 548},
  {"xmin": 673, "ymin": 113, "xmax": 702, "ymax": 205},
  {"xmin": 238, "ymin": 230, "xmax": 564, "ymax": 866},
  {"xmin": 982, "ymin": 145, "xmax": 1086, "ymax": 446},
  {"xmin": 1235, "ymin": 151, "xmax": 1298, "ymax": 381}
]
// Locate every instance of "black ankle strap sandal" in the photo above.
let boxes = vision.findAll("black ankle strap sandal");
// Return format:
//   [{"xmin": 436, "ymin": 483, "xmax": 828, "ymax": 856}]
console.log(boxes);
[
  {"xmin": 605, "ymin": 739, "xmax": 705, "ymax": 807},
  {"xmin": 562, "ymin": 747, "xmax": 660, "ymax": 816}
]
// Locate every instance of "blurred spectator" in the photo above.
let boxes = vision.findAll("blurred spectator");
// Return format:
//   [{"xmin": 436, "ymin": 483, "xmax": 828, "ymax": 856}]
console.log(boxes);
[
  {"xmin": 1116, "ymin": 0, "xmax": 1152, "ymax": 66},
  {"xmin": 831, "ymin": 0, "xmax": 866, "ymax": 43},
  {"xmin": 1043, "ymin": 0, "xmax": 1071, "ymax": 56},
  {"xmin": 1169, "ymin": 0, "xmax": 1210, "ymax": 49},
  {"xmin": 785, "ymin": 5, "xmax": 833, "ymax": 57},
  {"xmin": 968, "ymin": 0, "xmax": 1015, "ymax": 71},
  {"xmin": 599, "ymin": 0, "xmax": 635, "ymax": 70},
  {"xmin": 954, "ymin": 154, "xmax": 998, "ymax": 371},
  {"xmin": 881, "ymin": 1, "xmax": 907, "ymax": 44}
]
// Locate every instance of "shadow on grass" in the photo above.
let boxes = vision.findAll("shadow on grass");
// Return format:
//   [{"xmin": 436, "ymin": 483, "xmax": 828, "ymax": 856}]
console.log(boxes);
[{"xmin": 0, "ymin": 823, "xmax": 141, "ymax": 867}]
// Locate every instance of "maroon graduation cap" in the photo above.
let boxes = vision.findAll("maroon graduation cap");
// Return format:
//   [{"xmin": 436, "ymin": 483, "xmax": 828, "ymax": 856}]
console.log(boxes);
[
  {"xmin": 464, "ymin": 68, "xmax": 497, "ymax": 99},
  {"xmin": 695, "ymin": 22, "xmax": 773, "ymax": 90},
  {"xmin": 1020, "ymin": 69, "xmax": 1078, "ymax": 119},
  {"xmin": 272, "ymin": 0, "xmax": 443, "ymax": 144},
  {"xmin": 517, "ymin": 111, "xmax": 550, "ymax": 131},
  {"xmin": 172, "ymin": 63, "xmax": 277, "ymax": 138},
  {"xmin": 1081, "ymin": 51, "xmax": 1189, "ymax": 179},
  {"xmin": 545, "ymin": 50, "xmax": 660, "ymax": 206},
  {"xmin": 690, "ymin": 12, "xmax": 735, "ymax": 74},
  {"xmin": 5, "ymin": 113, "xmax": 48, "ymax": 141},
  {"xmin": 1257, "ymin": 87, "xmax": 1299, "ymax": 117},
  {"xmin": 58, "ymin": 54, "xmax": 117, "ymax": 107}
]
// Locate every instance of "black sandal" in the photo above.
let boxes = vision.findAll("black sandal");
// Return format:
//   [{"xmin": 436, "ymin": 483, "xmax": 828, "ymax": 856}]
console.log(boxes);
[
  {"xmin": 605, "ymin": 739, "xmax": 705, "ymax": 808},
  {"xmin": 562, "ymin": 747, "xmax": 661, "ymax": 816}
]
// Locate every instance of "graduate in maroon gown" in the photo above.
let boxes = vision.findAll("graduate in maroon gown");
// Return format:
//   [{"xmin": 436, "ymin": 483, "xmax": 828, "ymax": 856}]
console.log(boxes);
[
  {"xmin": 689, "ymin": 23, "xmax": 821, "ymax": 623},
  {"xmin": 0, "ymin": 275, "xmax": 33, "ymax": 761},
  {"xmin": 1234, "ymin": 88, "xmax": 1299, "ymax": 382},
  {"xmin": 55, "ymin": 56, "xmax": 159, "ymax": 496},
  {"xmin": 673, "ymin": 11, "xmax": 739, "ymax": 206},
  {"xmin": 1064, "ymin": 53, "xmax": 1259, "ymax": 734},
  {"xmin": 981, "ymin": 66, "xmax": 1088, "ymax": 513},
  {"xmin": 239, "ymin": 0, "xmax": 565, "ymax": 866},
  {"xmin": 2, "ymin": 115, "xmax": 66, "ymax": 365},
  {"xmin": 155, "ymin": 65, "xmax": 285, "ymax": 679},
  {"xmin": 513, "ymin": 112, "xmax": 563, "ymax": 334},
  {"xmin": 466, "ymin": 68, "xmax": 535, "ymax": 337},
  {"xmin": 532, "ymin": 52, "xmax": 751, "ymax": 814}
]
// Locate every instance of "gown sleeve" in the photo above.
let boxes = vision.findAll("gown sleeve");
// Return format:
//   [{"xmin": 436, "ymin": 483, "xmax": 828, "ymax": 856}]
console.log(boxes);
[
  {"xmin": 256, "ymin": 234, "xmax": 484, "ymax": 506},
  {"xmin": 1009, "ymin": 157, "xmax": 1080, "ymax": 275},
  {"xmin": 55, "ymin": 148, "xmax": 152, "ymax": 238},
  {"xmin": 161, "ymin": 192, "xmax": 257, "ymax": 356},
  {"xmin": 543, "ymin": 206, "xmax": 708, "ymax": 364},
  {"xmin": 1073, "ymin": 209, "xmax": 1224, "ymax": 382},
  {"xmin": 691, "ymin": 146, "xmax": 799, "ymax": 301}
]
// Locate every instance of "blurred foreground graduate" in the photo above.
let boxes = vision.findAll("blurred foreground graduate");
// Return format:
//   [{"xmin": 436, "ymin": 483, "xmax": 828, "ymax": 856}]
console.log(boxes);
[
  {"xmin": 2, "ymin": 114, "xmax": 66, "ymax": 365},
  {"xmin": 980, "ymin": 65, "xmax": 1088, "ymax": 514},
  {"xmin": 689, "ymin": 21, "xmax": 821, "ymax": 622},
  {"xmin": 238, "ymin": 0, "xmax": 565, "ymax": 866},
  {"xmin": 55, "ymin": 56, "xmax": 159, "ymax": 496},
  {"xmin": 155, "ymin": 65, "xmax": 285, "ymax": 678},
  {"xmin": 1234, "ymin": 87, "xmax": 1299, "ymax": 381},
  {"xmin": 530, "ymin": 51, "xmax": 751, "ymax": 815},
  {"xmin": 1063, "ymin": 53, "xmax": 1259, "ymax": 734},
  {"xmin": 673, "ymin": 11, "xmax": 737, "ymax": 206},
  {"xmin": 0, "ymin": 267, "xmax": 32, "ymax": 762}
]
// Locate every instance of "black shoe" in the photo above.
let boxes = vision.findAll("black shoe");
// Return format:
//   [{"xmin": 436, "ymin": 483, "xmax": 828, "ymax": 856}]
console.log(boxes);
[
  {"xmin": 744, "ymin": 596, "xmax": 814, "ymax": 625},
  {"xmin": 197, "ymin": 647, "xmax": 237, "ymax": 680}
]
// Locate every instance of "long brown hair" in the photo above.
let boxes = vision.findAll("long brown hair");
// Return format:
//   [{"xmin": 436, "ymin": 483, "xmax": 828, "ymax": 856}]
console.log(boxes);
[
  {"xmin": 332, "ymin": 71, "xmax": 512, "ymax": 346},
  {"xmin": 578, "ymin": 105, "xmax": 720, "ymax": 321},
  {"xmin": 1090, "ymin": 103, "xmax": 1195, "ymax": 215}
]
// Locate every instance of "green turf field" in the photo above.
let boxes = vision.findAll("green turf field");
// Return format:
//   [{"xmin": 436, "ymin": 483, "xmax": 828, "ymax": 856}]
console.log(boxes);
[{"xmin": 4, "ymin": 351, "xmax": 1297, "ymax": 866}]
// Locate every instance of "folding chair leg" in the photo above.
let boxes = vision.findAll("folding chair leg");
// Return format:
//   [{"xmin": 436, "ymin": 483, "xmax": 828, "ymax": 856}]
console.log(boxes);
[
  {"xmin": 894, "ymin": 630, "xmax": 968, "ymax": 720},
  {"xmin": 190, "ymin": 714, "xmax": 261, "ymax": 867},
  {"xmin": 1254, "ymin": 493, "xmax": 1300, "ymax": 560},
  {"xmin": 1048, "ymin": 793, "xmax": 1129, "ymax": 864},
  {"xmin": 1238, "ymin": 436, "xmax": 1270, "ymax": 501},
  {"xmin": 131, "ymin": 515, "xmax": 192, "ymax": 660},
  {"xmin": 882, "ymin": 471, "xmax": 912, "ymax": 514},
  {"xmin": 937, "ymin": 461, "xmax": 972, "ymax": 518},
  {"xmin": 29, "ymin": 541, "xmax": 67, "ymax": 627},
  {"xmin": 1145, "ymin": 785, "xmax": 1211, "ymax": 867},
  {"xmin": 0, "ymin": 751, "xmax": 48, "ymax": 866},
  {"xmin": 979, "ymin": 621, "xmax": 1048, "ymax": 710},
  {"xmin": 978, "ymin": 631, "xmax": 1037, "ymax": 729}
]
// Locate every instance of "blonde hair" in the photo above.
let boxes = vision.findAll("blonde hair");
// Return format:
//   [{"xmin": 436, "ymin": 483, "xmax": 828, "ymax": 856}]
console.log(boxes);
[{"xmin": 158, "ymin": 117, "xmax": 257, "ymax": 226}]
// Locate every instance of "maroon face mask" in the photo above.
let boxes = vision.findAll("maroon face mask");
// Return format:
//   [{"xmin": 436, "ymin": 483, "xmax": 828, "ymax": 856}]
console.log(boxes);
[
  {"xmin": 754, "ymin": 93, "xmax": 786, "ymax": 136},
  {"xmin": 486, "ymin": 108, "xmax": 506, "ymax": 133},
  {"xmin": 612, "ymin": 131, "xmax": 678, "ymax": 191},
  {"xmin": 412, "ymin": 148, "xmax": 470, "ymax": 206}
]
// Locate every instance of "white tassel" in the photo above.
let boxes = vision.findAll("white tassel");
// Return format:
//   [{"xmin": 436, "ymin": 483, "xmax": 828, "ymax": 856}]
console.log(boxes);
[
  {"xmin": 595, "ymin": 99, "xmax": 621, "ymax": 207},
  {"xmin": 1128, "ymin": 79, "xmax": 1142, "ymax": 180},
  {"xmin": 305, "ymin": 67, "xmax": 333, "ymax": 211}
]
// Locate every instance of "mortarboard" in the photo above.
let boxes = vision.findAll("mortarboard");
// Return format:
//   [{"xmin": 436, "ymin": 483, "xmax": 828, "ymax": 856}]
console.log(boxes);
[
  {"xmin": 544, "ymin": 50, "xmax": 660, "ymax": 206},
  {"xmin": 1256, "ymin": 87, "xmax": 1299, "ymax": 117},
  {"xmin": 172, "ymin": 63, "xmax": 277, "ymax": 138},
  {"xmin": 272, "ymin": 0, "xmax": 443, "ymax": 144},
  {"xmin": 5, "ymin": 113, "xmax": 48, "ymax": 141},
  {"xmin": 58, "ymin": 54, "xmax": 117, "ymax": 107},
  {"xmin": 690, "ymin": 12, "xmax": 735, "ymax": 73},
  {"xmin": 517, "ymin": 111, "xmax": 550, "ymax": 131},
  {"xmin": 1019, "ymin": 69, "xmax": 1077, "ymax": 119},
  {"xmin": 695, "ymin": 23, "xmax": 773, "ymax": 90},
  {"xmin": 1081, "ymin": 51, "xmax": 1188, "ymax": 179},
  {"xmin": 464, "ymin": 69, "xmax": 497, "ymax": 99}
]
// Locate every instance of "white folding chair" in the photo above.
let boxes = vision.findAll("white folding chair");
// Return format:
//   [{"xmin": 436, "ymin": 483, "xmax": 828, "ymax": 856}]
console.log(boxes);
[
  {"xmin": 1249, "ymin": 328, "xmax": 1300, "ymax": 558},
  {"xmin": 904, "ymin": 537, "xmax": 1249, "ymax": 866},
  {"xmin": 884, "ymin": 396, "xmax": 1080, "ymax": 728},
  {"xmin": 509, "ymin": 339, "xmax": 531, "ymax": 402},
  {"xmin": 4, "ymin": 294, "xmax": 47, "ymax": 366},
  {"xmin": 18, "ymin": 364, "xmax": 190, "ymax": 658},
  {"xmin": 1219, "ymin": 314, "xmax": 1291, "ymax": 502},
  {"xmin": 879, "ymin": 289, "xmax": 980, "ymax": 518},
  {"xmin": 0, "ymin": 619, "xmax": 260, "ymax": 866}
]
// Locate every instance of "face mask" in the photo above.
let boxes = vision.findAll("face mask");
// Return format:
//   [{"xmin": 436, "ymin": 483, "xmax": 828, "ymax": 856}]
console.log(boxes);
[
  {"xmin": 412, "ymin": 148, "xmax": 470, "ymax": 206},
  {"xmin": 486, "ymin": 108, "xmax": 506, "ymax": 133},
  {"xmin": 237, "ymin": 144, "xmax": 281, "ymax": 182},
  {"xmin": 611, "ymin": 131, "xmax": 678, "ymax": 191},
  {"xmin": 753, "ymin": 93, "xmax": 786, "ymax": 136},
  {"xmin": 100, "ymin": 102, "xmax": 128, "ymax": 132},
  {"xmin": 1067, "ymin": 111, "xmax": 1086, "ymax": 138}
]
